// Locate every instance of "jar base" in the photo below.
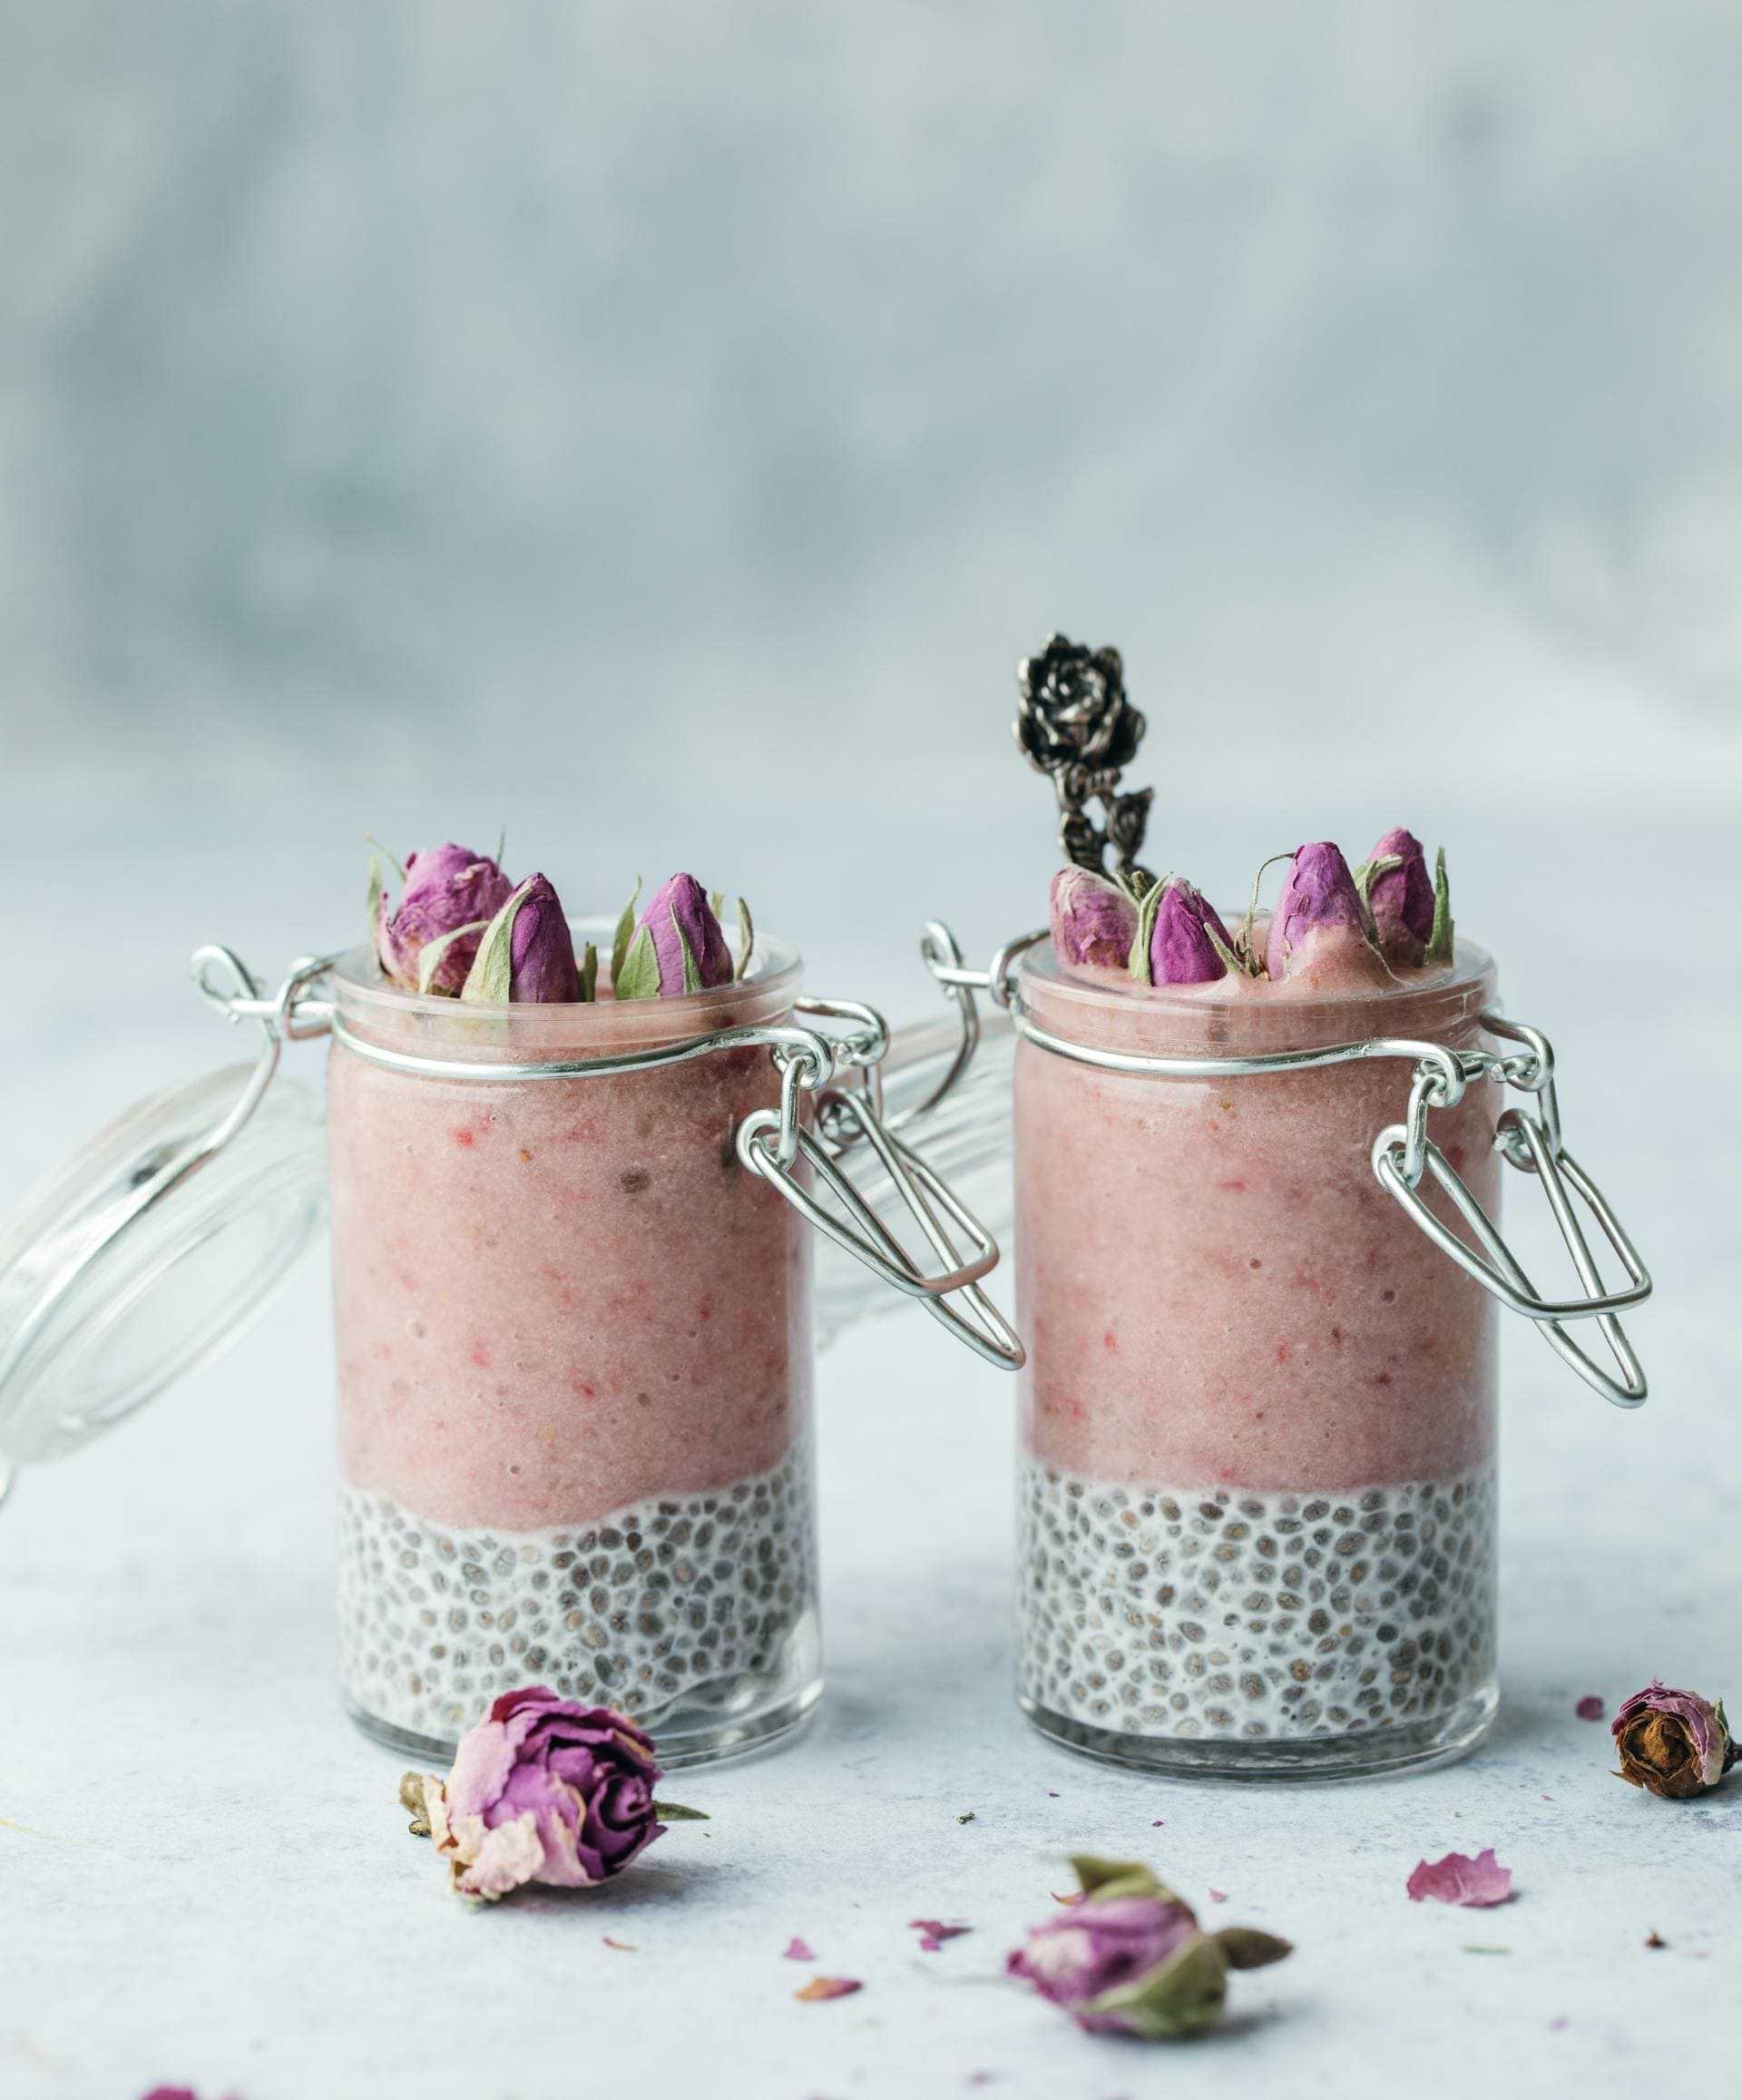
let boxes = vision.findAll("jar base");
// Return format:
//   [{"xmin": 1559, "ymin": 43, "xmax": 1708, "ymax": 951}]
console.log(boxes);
[{"xmin": 1018, "ymin": 1679, "xmax": 1498, "ymax": 1781}]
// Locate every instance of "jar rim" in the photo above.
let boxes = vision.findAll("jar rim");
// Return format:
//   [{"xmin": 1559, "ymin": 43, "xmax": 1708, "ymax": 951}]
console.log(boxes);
[
  {"xmin": 1019, "ymin": 922, "xmax": 1498, "ymax": 1057},
  {"xmin": 331, "ymin": 915, "xmax": 804, "ymax": 1061}
]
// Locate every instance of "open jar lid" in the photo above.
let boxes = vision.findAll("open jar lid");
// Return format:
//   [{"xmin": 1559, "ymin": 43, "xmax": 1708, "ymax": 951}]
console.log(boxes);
[{"xmin": 0, "ymin": 968, "xmax": 328, "ymax": 1492}]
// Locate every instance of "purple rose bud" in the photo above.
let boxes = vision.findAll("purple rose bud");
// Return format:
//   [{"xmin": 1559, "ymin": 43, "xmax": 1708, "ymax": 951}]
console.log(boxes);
[
  {"xmin": 413, "ymin": 1686, "xmax": 664, "ymax": 1900},
  {"xmin": 1264, "ymin": 841, "xmax": 1371, "ymax": 980},
  {"xmin": 375, "ymin": 842, "xmax": 515, "ymax": 995},
  {"xmin": 460, "ymin": 873, "xmax": 582, "ymax": 1003},
  {"xmin": 616, "ymin": 872, "xmax": 734, "ymax": 998},
  {"xmin": 1148, "ymin": 878, "xmax": 1233, "ymax": 986},
  {"xmin": 1008, "ymin": 1895, "xmax": 1204, "ymax": 2033},
  {"xmin": 1612, "ymin": 1681, "xmax": 1737, "ymax": 1800},
  {"xmin": 1006, "ymin": 1858, "xmax": 1290, "ymax": 2041},
  {"xmin": 1357, "ymin": 829, "xmax": 1435, "ymax": 965},
  {"xmin": 506, "ymin": 873, "xmax": 581, "ymax": 1002},
  {"xmin": 1050, "ymin": 867, "xmax": 1139, "ymax": 972}
]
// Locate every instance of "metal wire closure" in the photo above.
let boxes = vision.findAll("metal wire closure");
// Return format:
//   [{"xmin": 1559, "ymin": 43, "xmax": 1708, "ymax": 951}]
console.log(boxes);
[
  {"xmin": 916, "ymin": 923, "xmax": 1650, "ymax": 1407},
  {"xmin": 190, "ymin": 950, "xmax": 1023, "ymax": 1371}
]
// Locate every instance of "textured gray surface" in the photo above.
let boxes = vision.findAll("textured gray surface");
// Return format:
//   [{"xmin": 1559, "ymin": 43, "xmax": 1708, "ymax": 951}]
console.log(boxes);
[{"xmin": 3, "ymin": 810, "xmax": 1738, "ymax": 2100}]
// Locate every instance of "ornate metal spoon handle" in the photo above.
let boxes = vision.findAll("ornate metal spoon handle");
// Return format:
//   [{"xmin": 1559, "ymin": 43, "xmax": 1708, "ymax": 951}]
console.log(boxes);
[{"xmin": 1013, "ymin": 633, "xmax": 1154, "ymax": 886}]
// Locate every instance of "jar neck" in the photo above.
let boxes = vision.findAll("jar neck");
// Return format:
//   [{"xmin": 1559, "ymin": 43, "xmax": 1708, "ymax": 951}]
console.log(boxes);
[
  {"xmin": 330, "ymin": 923, "xmax": 803, "ymax": 1068},
  {"xmin": 1018, "ymin": 939, "xmax": 1498, "ymax": 1059}
]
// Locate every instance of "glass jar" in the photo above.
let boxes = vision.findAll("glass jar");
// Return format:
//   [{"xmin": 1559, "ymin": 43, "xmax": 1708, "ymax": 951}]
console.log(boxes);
[
  {"xmin": 914, "ymin": 918, "xmax": 1650, "ymax": 1781},
  {"xmin": 1015, "ymin": 945, "xmax": 1503, "ymax": 1778},
  {"xmin": 328, "ymin": 936, "xmax": 821, "ymax": 1764},
  {"xmin": 0, "ymin": 922, "xmax": 1023, "ymax": 1767}
]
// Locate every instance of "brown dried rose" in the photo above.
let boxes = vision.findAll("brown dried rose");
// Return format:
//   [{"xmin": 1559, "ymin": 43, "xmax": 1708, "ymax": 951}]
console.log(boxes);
[{"xmin": 1612, "ymin": 1681, "xmax": 1737, "ymax": 1800}]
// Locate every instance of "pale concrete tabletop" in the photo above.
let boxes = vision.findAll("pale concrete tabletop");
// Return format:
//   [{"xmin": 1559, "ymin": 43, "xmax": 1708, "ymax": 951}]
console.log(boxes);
[{"xmin": 4, "ymin": 809, "xmax": 1737, "ymax": 2100}]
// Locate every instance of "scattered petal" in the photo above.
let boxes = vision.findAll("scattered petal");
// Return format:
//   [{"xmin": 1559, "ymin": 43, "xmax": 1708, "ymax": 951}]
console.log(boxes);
[
  {"xmin": 782, "ymin": 1937, "xmax": 816, "ymax": 1961},
  {"xmin": 1207, "ymin": 1889, "xmax": 1228, "ymax": 1904},
  {"xmin": 1550, "ymin": 2017, "xmax": 1571, "ymax": 2032},
  {"xmin": 1645, "ymin": 1930, "xmax": 1668, "ymax": 1949},
  {"xmin": 602, "ymin": 1936, "xmax": 636, "ymax": 1951},
  {"xmin": 910, "ymin": 1918, "xmax": 972, "ymax": 1951},
  {"xmin": 1047, "ymin": 1791, "xmax": 1060, "ymax": 1799},
  {"xmin": 795, "ymin": 1976, "xmax": 862, "ymax": 2003},
  {"xmin": 1050, "ymin": 1890, "xmax": 1086, "ymax": 1907},
  {"xmin": 1150, "ymin": 1819, "xmax": 1165, "ymax": 1828},
  {"xmin": 1576, "ymin": 1695, "xmax": 1606, "ymax": 1722},
  {"xmin": 1407, "ymin": 1849, "xmax": 1513, "ymax": 1908}
]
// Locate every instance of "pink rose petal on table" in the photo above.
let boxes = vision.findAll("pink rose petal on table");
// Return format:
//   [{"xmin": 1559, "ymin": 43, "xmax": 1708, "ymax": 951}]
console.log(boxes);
[
  {"xmin": 910, "ymin": 1918, "xmax": 972, "ymax": 1951},
  {"xmin": 1050, "ymin": 1890, "xmax": 1085, "ymax": 1907},
  {"xmin": 782, "ymin": 1937, "xmax": 816, "ymax": 1961},
  {"xmin": 1407, "ymin": 1849, "xmax": 1514, "ymax": 1907},
  {"xmin": 601, "ymin": 1935, "xmax": 636, "ymax": 1951},
  {"xmin": 1576, "ymin": 1695, "xmax": 1606, "ymax": 1722},
  {"xmin": 1208, "ymin": 1889, "xmax": 1228, "ymax": 1903},
  {"xmin": 795, "ymin": 1976, "xmax": 862, "ymax": 2002}
]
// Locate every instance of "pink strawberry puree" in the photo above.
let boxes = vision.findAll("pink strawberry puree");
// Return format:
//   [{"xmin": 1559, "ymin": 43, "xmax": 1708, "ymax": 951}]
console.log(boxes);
[
  {"xmin": 1015, "ymin": 932, "xmax": 1501, "ymax": 1494},
  {"xmin": 327, "ymin": 946, "xmax": 810, "ymax": 1530}
]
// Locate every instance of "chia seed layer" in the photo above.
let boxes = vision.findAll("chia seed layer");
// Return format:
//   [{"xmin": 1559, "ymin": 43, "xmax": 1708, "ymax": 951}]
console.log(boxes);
[
  {"xmin": 338, "ymin": 1440, "xmax": 816, "ymax": 1746},
  {"xmin": 1018, "ymin": 1457, "xmax": 1494, "ymax": 1741}
]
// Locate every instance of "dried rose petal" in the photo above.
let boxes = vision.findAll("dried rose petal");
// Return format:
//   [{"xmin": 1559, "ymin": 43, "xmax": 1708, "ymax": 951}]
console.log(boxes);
[
  {"xmin": 910, "ymin": 1918, "xmax": 972, "ymax": 1951},
  {"xmin": 602, "ymin": 1935, "xmax": 636, "ymax": 1951},
  {"xmin": 782, "ymin": 1936, "xmax": 816, "ymax": 1961},
  {"xmin": 1207, "ymin": 1889, "xmax": 1228, "ymax": 1904},
  {"xmin": 1576, "ymin": 1695, "xmax": 1606, "ymax": 1722},
  {"xmin": 1050, "ymin": 1889, "xmax": 1086, "ymax": 1907},
  {"xmin": 795, "ymin": 1976, "xmax": 862, "ymax": 2002},
  {"xmin": 1406, "ymin": 1849, "xmax": 1513, "ymax": 1908}
]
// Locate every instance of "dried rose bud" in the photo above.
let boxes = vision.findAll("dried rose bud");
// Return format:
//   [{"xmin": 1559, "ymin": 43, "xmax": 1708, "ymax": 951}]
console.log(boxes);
[
  {"xmin": 373, "ymin": 841, "xmax": 515, "ymax": 995},
  {"xmin": 406, "ymin": 1686, "xmax": 663, "ymax": 1900},
  {"xmin": 1138, "ymin": 877, "xmax": 1236, "ymax": 986},
  {"xmin": 1612, "ymin": 1681, "xmax": 1737, "ymax": 1800},
  {"xmin": 1050, "ymin": 866, "xmax": 1139, "ymax": 972},
  {"xmin": 1355, "ymin": 828, "xmax": 1436, "ymax": 965},
  {"xmin": 615, "ymin": 872, "xmax": 734, "ymax": 999},
  {"xmin": 1006, "ymin": 1857, "xmax": 1290, "ymax": 2042},
  {"xmin": 1264, "ymin": 840, "xmax": 1375, "ymax": 980},
  {"xmin": 460, "ymin": 873, "xmax": 581, "ymax": 1003}
]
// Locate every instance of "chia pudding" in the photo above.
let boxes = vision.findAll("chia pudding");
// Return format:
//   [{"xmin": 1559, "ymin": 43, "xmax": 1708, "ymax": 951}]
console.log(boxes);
[
  {"xmin": 327, "ymin": 934, "xmax": 817, "ymax": 1764},
  {"xmin": 1014, "ymin": 918, "xmax": 1502, "ymax": 1776}
]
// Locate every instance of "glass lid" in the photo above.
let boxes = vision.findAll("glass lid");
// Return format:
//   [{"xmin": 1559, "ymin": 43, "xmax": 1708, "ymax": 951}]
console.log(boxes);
[{"xmin": 0, "ymin": 1056, "xmax": 327, "ymax": 1483}]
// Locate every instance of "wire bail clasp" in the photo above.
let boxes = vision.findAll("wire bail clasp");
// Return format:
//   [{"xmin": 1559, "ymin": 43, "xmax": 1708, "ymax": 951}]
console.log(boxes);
[
  {"xmin": 736, "ymin": 996, "xmax": 1024, "ymax": 1370},
  {"xmin": 1371, "ymin": 1016, "xmax": 1651, "ymax": 1408}
]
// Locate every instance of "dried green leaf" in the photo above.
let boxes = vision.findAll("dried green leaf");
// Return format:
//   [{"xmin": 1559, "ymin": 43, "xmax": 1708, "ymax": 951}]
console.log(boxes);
[
  {"xmin": 1427, "ymin": 846, "xmax": 1454, "ymax": 965},
  {"xmin": 653, "ymin": 1801, "xmax": 710, "ymax": 1822},
  {"xmin": 1081, "ymin": 1933, "xmax": 1228, "ymax": 2040},
  {"xmin": 735, "ymin": 896, "xmax": 755, "ymax": 981},
  {"xmin": 578, "ymin": 942, "xmax": 599, "ymax": 1002},
  {"xmin": 1127, "ymin": 873, "xmax": 1173, "ymax": 986},
  {"xmin": 366, "ymin": 833, "xmax": 407, "ymax": 883},
  {"xmin": 366, "ymin": 852, "xmax": 385, "ymax": 948},
  {"xmin": 1212, "ymin": 1927, "xmax": 1292, "ymax": 1970},
  {"xmin": 612, "ymin": 923, "xmax": 662, "ymax": 1001},
  {"xmin": 610, "ymin": 878, "xmax": 643, "ymax": 988}
]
